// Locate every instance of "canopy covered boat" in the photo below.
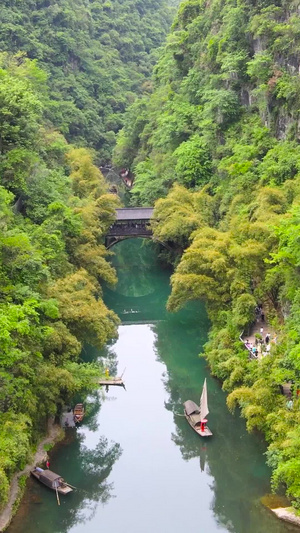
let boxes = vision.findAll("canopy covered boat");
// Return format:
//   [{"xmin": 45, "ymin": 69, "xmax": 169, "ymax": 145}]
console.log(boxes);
[
  {"xmin": 73, "ymin": 403, "xmax": 85, "ymax": 423},
  {"xmin": 31, "ymin": 468, "xmax": 73, "ymax": 494},
  {"xmin": 183, "ymin": 379, "xmax": 213, "ymax": 437}
]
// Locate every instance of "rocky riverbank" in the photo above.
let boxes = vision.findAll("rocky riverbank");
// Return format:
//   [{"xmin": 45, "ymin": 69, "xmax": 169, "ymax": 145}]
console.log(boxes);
[
  {"xmin": 261, "ymin": 494, "xmax": 300, "ymax": 529},
  {"xmin": 271, "ymin": 508, "xmax": 300, "ymax": 528}
]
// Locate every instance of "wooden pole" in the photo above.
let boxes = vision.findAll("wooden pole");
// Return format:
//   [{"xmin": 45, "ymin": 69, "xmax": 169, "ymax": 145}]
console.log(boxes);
[
  {"xmin": 66, "ymin": 483, "xmax": 88, "ymax": 493},
  {"xmin": 56, "ymin": 488, "xmax": 60, "ymax": 506}
]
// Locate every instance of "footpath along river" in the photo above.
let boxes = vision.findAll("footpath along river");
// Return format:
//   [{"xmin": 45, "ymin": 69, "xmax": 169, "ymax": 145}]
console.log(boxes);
[{"xmin": 9, "ymin": 239, "xmax": 298, "ymax": 533}]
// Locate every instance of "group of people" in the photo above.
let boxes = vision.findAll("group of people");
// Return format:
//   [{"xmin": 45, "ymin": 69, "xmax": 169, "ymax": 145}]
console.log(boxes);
[
  {"xmin": 255, "ymin": 304, "xmax": 265, "ymax": 322},
  {"xmin": 243, "ymin": 304, "xmax": 277, "ymax": 359},
  {"xmin": 244, "ymin": 329, "xmax": 272, "ymax": 358}
]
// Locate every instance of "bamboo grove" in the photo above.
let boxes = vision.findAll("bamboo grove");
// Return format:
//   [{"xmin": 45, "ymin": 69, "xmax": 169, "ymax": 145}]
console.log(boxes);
[
  {"xmin": 0, "ymin": 53, "xmax": 122, "ymax": 504},
  {"xmin": 115, "ymin": 0, "xmax": 300, "ymax": 507},
  {"xmin": 0, "ymin": 0, "xmax": 173, "ymax": 507}
]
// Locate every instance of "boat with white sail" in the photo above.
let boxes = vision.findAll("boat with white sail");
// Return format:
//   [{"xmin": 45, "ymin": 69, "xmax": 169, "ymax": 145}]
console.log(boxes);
[{"xmin": 183, "ymin": 378, "xmax": 213, "ymax": 437}]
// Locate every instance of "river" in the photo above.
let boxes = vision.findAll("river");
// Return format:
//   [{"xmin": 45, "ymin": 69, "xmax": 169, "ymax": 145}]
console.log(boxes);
[{"xmin": 9, "ymin": 239, "xmax": 297, "ymax": 533}]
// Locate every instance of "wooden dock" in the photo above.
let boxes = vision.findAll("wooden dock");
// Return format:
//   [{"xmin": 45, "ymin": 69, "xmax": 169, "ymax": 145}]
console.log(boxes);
[{"xmin": 98, "ymin": 377, "xmax": 125, "ymax": 388}]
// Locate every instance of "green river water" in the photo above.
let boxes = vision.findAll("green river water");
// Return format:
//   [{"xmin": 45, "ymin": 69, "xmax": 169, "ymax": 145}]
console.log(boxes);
[{"xmin": 9, "ymin": 239, "xmax": 297, "ymax": 533}]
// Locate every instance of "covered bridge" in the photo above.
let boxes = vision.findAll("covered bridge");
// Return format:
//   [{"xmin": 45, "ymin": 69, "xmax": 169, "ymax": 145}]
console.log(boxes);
[{"xmin": 105, "ymin": 207, "xmax": 154, "ymax": 248}]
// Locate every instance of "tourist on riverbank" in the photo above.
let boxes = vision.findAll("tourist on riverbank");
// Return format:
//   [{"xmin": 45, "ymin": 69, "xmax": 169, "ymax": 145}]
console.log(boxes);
[
  {"xmin": 252, "ymin": 346, "xmax": 258, "ymax": 358},
  {"xmin": 287, "ymin": 399, "xmax": 293, "ymax": 410}
]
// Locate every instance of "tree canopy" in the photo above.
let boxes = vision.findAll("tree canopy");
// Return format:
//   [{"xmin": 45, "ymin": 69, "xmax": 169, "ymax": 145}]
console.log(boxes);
[
  {"xmin": 0, "ymin": 55, "xmax": 120, "ymax": 507},
  {"xmin": 0, "ymin": 0, "xmax": 174, "ymax": 161},
  {"xmin": 115, "ymin": 0, "xmax": 300, "ymax": 508}
]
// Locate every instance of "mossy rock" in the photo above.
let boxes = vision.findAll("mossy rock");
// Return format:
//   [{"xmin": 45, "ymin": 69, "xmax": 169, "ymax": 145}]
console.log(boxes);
[{"xmin": 261, "ymin": 493, "xmax": 291, "ymax": 509}]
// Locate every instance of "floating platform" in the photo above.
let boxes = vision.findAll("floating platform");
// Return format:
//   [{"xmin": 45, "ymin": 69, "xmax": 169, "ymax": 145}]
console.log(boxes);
[{"xmin": 98, "ymin": 377, "xmax": 125, "ymax": 388}]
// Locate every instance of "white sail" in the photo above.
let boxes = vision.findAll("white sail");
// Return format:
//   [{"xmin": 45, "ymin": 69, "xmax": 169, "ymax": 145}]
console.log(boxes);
[{"xmin": 199, "ymin": 378, "xmax": 209, "ymax": 420}]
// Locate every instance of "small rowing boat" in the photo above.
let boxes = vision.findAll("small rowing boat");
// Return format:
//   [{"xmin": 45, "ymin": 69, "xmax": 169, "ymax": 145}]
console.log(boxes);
[
  {"xmin": 73, "ymin": 403, "xmax": 85, "ymax": 423},
  {"xmin": 184, "ymin": 378, "xmax": 212, "ymax": 437},
  {"xmin": 31, "ymin": 467, "xmax": 73, "ymax": 494}
]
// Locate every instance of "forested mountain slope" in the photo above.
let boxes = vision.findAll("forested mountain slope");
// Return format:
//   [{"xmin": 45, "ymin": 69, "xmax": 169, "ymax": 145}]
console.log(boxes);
[
  {"xmin": 115, "ymin": 0, "xmax": 300, "ymax": 506},
  {"xmin": 1, "ymin": 0, "xmax": 173, "ymax": 160},
  {"xmin": 0, "ymin": 0, "xmax": 177, "ymax": 509},
  {"xmin": 0, "ymin": 53, "xmax": 123, "ymax": 506},
  {"xmin": 115, "ymin": 0, "xmax": 300, "ymax": 203}
]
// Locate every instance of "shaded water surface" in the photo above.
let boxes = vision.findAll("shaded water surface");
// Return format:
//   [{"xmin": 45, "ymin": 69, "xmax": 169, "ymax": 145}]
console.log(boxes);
[{"xmin": 9, "ymin": 240, "xmax": 297, "ymax": 533}]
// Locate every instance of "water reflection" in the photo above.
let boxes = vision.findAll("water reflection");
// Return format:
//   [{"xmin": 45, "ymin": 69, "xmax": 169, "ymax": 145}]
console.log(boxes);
[
  {"xmin": 151, "ymin": 310, "xmax": 298, "ymax": 533},
  {"xmin": 109, "ymin": 239, "xmax": 168, "ymax": 298},
  {"xmin": 10, "ymin": 427, "xmax": 122, "ymax": 533},
  {"xmin": 8, "ymin": 239, "xmax": 299, "ymax": 533}
]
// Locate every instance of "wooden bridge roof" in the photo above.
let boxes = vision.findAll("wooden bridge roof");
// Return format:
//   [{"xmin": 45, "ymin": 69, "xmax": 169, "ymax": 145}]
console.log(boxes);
[{"xmin": 116, "ymin": 208, "xmax": 153, "ymax": 221}]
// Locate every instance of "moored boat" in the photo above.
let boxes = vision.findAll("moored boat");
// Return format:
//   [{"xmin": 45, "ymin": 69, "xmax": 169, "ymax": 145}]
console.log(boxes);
[
  {"xmin": 73, "ymin": 403, "xmax": 85, "ymax": 423},
  {"xmin": 184, "ymin": 378, "xmax": 213, "ymax": 437},
  {"xmin": 31, "ymin": 467, "xmax": 73, "ymax": 494}
]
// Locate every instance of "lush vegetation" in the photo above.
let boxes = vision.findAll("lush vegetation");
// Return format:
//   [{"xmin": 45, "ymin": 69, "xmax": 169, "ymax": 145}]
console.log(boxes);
[
  {"xmin": 0, "ymin": 53, "xmax": 122, "ymax": 507},
  {"xmin": 115, "ymin": 0, "xmax": 300, "ymax": 507},
  {"xmin": 0, "ymin": 0, "xmax": 176, "ymax": 509},
  {"xmin": 0, "ymin": 0, "xmax": 173, "ymax": 161},
  {"xmin": 4, "ymin": 0, "xmax": 300, "ymax": 515}
]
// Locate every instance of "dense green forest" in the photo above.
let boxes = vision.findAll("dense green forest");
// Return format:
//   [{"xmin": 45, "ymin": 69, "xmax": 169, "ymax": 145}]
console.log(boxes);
[
  {"xmin": 1, "ymin": 0, "xmax": 174, "ymax": 160},
  {"xmin": 0, "ymin": 0, "xmax": 174, "ymax": 509},
  {"xmin": 3, "ymin": 0, "xmax": 300, "ymax": 516},
  {"xmin": 115, "ymin": 0, "xmax": 300, "ymax": 507},
  {"xmin": 0, "ymin": 53, "xmax": 122, "ymax": 505}
]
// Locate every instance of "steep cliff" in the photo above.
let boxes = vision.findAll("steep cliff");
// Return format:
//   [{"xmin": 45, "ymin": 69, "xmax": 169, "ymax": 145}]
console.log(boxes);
[
  {"xmin": 115, "ymin": 0, "xmax": 300, "ymax": 507},
  {"xmin": 115, "ymin": 0, "xmax": 300, "ymax": 203}
]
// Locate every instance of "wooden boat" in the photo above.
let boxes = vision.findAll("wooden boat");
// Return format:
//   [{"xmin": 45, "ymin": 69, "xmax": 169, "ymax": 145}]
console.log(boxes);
[
  {"xmin": 31, "ymin": 468, "xmax": 73, "ymax": 494},
  {"xmin": 184, "ymin": 378, "xmax": 213, "ymax": 437},
  {"xmin": 98, "ymin": 377, "xmax": 125, "ymax": 387},
  {"xmin": 73, "ymin": 403, "xmax": 85, "ymax": 423}
]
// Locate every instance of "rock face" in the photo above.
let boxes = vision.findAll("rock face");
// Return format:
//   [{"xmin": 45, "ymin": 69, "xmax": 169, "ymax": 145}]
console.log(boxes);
[{"xmin": 271, "ymin": 507, "xmax": 300, "ymax": 527}]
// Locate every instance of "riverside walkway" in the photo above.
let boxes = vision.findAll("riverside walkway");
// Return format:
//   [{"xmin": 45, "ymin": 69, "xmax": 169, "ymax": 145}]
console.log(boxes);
[{"xmin": 241, "ymin": 308, "xmax": 276, "ymax": 359}]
